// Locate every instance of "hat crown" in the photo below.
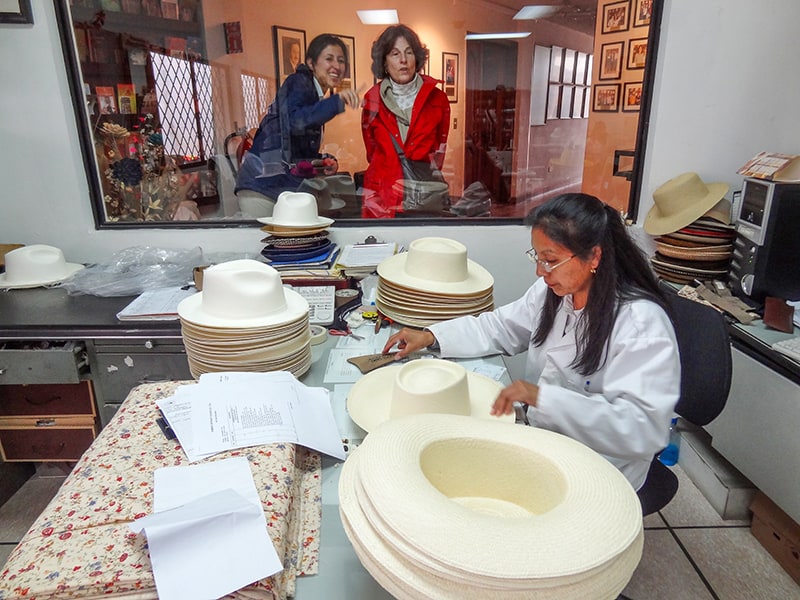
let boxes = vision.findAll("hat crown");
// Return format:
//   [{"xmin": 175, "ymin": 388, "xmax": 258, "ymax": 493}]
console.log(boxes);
[
  {"xmin": 404, "ymin": 238, "xmax": 469, "ymax": 283},
  {"xmin": 201, "ymin": 259, "xmax": 287, "ymax": 319},
  {"xmin": 272, "ymin": 191, "xmax": 321, "ymax": 225},
  {"xmin": 389, "ymin": 359, "xmax": 471, "ymax": 419},
  {"xmin": 653, "ymin": 172, "xmax": 714, "ymax": 213},
  {"xmin": 4, "ymin": 245, "xmax": 70, "ymax": 283}
]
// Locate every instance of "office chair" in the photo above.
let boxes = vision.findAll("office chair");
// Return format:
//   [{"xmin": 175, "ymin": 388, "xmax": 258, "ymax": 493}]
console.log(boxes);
[{"xmin": 637, "ymin": 290, "xmax": 733, "ymax": 515}]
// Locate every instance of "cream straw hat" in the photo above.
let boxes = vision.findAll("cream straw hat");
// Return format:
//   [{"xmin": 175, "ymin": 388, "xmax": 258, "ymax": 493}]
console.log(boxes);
[
  {"xmin": 346, "ymin": 359, "xmax": 512, "ymax": 432},
  {"xmin": 377, "ymin": 237, "xmax": 493, "ymax": 295},
  {"xmin": 644, "ymin": 172, "xmax": 729, "ymax": 235},
  {"xmin": 339, "ymin": 414, "xmax": 644, "ymax": 599},
  {"xmin": 256, "ymin": 191, "xmax": 334, "ymax": 227},
  {"xmin": 177, "ymin": 259, "xmax": 308, "ymax": 328},
  {"xmin": 0, "ymin": 244, "xmax": 84, "ymax": 289}
]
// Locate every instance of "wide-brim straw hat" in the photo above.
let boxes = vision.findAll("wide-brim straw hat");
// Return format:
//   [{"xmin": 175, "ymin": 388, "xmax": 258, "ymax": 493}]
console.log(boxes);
[
  {"xmin": 0, "ymin": 244, "xmax": 84, "ymax": 289},
  {"xmin": 339, "ymin": 414, "xmax": 644, "ymax": 598},
  {"xmin": 177, "ymin": 259, "xmax": 308, "ymax": 328},
  {"xmin": 377, "ymin": 237, "xmax": 494, "ymax": 295},
  {"xmin": 346, "ymin": 359, "xmax": 512, "ymax": 432},
  {"xmin": 256, "ymin": 191, "xmax": 334, "ymax": 227},
  {"xmin": 295, "ymin": 178, "xmax": 345, "ymax": 212},
  {"xmin": 644, "ymin": 172, "xmax": 729, "ymax": 235}
]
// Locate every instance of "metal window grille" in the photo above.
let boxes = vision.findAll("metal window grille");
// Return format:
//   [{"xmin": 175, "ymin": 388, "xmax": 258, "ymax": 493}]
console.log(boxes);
[{"xmin": 241, "ymin": 71, "xmax": 272, "ymax": 130}]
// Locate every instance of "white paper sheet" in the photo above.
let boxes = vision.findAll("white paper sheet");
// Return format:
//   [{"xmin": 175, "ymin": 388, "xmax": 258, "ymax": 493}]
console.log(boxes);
[
  {"xmin": 116, "ymin": 286, "xmax": 196, "ymax": 320},
  {"xmin": 129, "ymin": 458, "xmax": 280, "ymax": 600}
]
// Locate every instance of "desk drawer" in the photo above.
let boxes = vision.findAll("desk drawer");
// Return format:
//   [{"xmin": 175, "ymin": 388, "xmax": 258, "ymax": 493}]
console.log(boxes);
[
  {"xmin": 0, "ymin": 417, "xmax": 97, "ymax": 462},
  {"xmin": 0, "ymin": 381, "xmax": 95, "ymax": 417},
  {"xmin": 0, "ymin": 341, "xmax": 88, "ymax": 384},
  {"xmin": 93, "ymin": 352, "xmax": 192, "ymax": 401}
]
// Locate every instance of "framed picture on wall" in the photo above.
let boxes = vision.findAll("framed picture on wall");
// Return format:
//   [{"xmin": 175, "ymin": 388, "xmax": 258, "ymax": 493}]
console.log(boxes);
[
  {"xmin": 633, "ymin": 0, "xmax": 653, "ymax": 27},
  {"xmin": 627, "ymin": 38, "xmax": 648, "ymax": 69},
  {"xmin": 601, "ymin": 0, "xmax": 630, "ymax": 34},
  {"xmin": 334, "ymin": 34, "xmax": 356, "ymax": 90},
  {"xmin": 441, "ymin": 52, "xmax": 458, "ymax": 102},
  {"xmin": 273, "ymin": 26, "xmax": 306, "ymax": 84},
  {"xmin": 623, "ymin": 81, "xmax": 643, "ymax": 111},
  {"xmin": 593, "ymin": 83, "xmax": 621, "ymax": 112},
  {"xmin": 0, "ymin": 0, "xmax": 33, "ymax": 24},
  {"xmin": 599, "ymin": 42, "xmax": 624, "ymax": 80}
]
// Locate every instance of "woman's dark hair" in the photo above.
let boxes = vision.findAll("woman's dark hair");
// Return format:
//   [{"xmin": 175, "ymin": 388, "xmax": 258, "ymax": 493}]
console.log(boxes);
[
  {"xmin": 525, "ymin": 193, "xmax": 669, "ymax": 376},
  {"xmin": 305, "ymin": 34, "xmax": 348, "ymax": 68},
  {"xmin": 370, "ymin": 25, "xmax": 427, "ymax": 79}
]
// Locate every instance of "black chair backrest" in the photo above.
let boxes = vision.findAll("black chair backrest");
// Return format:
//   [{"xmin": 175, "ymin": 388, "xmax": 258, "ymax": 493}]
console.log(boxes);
[{"xmin": 666, "ymin": 292, "xmax": 732, "ymax": 426}]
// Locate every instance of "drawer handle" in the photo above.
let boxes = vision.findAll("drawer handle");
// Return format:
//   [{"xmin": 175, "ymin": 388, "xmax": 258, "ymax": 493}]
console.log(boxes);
[{"xmin": 36, "ymin": 418, "xmax": 57, "ymax": 427}]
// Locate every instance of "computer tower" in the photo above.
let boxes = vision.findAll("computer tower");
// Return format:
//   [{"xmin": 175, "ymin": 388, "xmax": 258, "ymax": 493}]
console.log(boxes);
[{"xmin": 728, "ymin": 179, "xmax": 800, "ymax": 302}]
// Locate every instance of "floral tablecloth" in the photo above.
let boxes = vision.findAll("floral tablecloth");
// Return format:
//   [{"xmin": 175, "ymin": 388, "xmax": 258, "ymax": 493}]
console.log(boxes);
[{"xmin": 0, "ymin": 382, "xmax": 321, "ymax": 600}]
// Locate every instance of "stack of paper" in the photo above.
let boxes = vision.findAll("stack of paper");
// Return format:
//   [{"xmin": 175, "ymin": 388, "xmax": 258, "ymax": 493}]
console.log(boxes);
[
  {"xmin": 116, "ymin": 286, "xmax": 197, "ymax": 321},
  {"xmin": 334, "ymin": 242, "xmax": 399, "ymax": 278}
]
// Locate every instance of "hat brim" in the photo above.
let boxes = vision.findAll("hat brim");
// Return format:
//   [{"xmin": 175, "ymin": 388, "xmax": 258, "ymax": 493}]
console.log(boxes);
[
  {"xmin": 0, "ymin": 263, "xmax": 84, "ymax": 289},
  {"xmin": 256, "ymin": 215, "xmax": 334, "ymax": 227},
  {"xmin": 377, "ymin": 253, "xmax": 494, "ymax": 296},
  {"xmin": 346, "ymin": 363, "xmax": 512, "ymax": 432},
  {"xmin": 177, "ymin": 287, "xmax": 309, "ymax": 328},
  {"xmin": 644, "ymin": 182, "xmax": 729, "ymax": 235}
]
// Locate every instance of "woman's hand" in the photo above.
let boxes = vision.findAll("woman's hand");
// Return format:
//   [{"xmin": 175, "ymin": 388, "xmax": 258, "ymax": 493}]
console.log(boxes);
[
  {"xmin": 490, "ymin": 380, "xmax": 539, "ymax": 417},
  {"xmin": 383, "ymin": 327, "xmax": 435, "ymax": 359},
  {"xmin": 339, "ymin": 88, "xmax": 360, "ymax": 109}
]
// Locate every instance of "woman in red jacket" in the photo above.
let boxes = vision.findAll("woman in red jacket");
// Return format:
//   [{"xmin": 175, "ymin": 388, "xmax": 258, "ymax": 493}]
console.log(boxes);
[{"xmin": 361, "ymin": 25, "xmax": 450, "ymax": 218}]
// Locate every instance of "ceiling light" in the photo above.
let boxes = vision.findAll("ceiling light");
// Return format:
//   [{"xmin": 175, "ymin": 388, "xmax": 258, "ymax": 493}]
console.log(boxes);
[
  {"xmin": 465, "ymin": 32, "xmax": 532, "ymax": 40},
  {"xmin": 357, "ymin": 9, "xmax": 399, "ymax": 25},
  {"xmin": 513, "ymin": 6, "xmax": 563, "ymax": 20}
]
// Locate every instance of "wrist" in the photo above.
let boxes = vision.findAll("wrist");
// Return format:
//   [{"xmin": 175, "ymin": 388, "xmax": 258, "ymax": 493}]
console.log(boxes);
[{"xmin": 422, "ymin": 328, "xmax": 439, "ymax": 351}]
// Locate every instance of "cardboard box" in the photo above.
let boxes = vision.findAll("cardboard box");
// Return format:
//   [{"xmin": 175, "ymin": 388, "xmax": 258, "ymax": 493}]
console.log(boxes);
[{"xmin": 750, "ymin": 491, "xmax": 800, "ymax": 585}]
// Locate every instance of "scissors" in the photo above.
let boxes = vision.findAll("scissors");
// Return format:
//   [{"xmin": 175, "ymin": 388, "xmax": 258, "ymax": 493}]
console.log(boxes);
[{"xmin": 329, "ymin": 328, "xmax": 364, "ymax": 341}]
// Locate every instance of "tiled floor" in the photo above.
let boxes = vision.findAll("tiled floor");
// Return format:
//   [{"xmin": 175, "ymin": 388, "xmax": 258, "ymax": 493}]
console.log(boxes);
[{"xmin": 1, "ymin": 464, "xmax": 798, "ymax": 598}]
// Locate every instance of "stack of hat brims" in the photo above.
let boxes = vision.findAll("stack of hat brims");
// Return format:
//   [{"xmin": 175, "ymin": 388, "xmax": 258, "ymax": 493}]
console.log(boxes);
[
  {"xmin": 177, "ymin": 259, "xmax": 312, "ymax": 379},
  {"xmin": 644, "ymin": 172, "xmax": 735, "ymax": 284},
  {"xmin": 339, "ymin": 413, "xmax": 644, "ymax": 599},
  {"xmin": 376, "ymin": 237, "xmax": 494, "ymax": 327}
]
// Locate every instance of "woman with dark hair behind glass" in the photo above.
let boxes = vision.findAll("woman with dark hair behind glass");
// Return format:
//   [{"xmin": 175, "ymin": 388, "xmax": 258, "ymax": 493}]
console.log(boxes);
[
  {"xmin": 383, "ymin": 193, "xmax": 681, "ymax": 493},
  {"xmin": 235, "ymin": 34, "xmax": 361, "ymax": 217},
  {"xmin": 361, "ymin": 24, "xmax": 450, "ymax": 218}
]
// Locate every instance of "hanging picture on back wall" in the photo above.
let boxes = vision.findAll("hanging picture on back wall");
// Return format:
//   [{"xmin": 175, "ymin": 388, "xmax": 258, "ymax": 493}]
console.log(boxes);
[
  {"xmin": 273, "ymin": 26, "xmax": 306, "ymax": 84},
  {"xmin": 441, "ymin": 52, "xmax": 459, "ymax": 103}
]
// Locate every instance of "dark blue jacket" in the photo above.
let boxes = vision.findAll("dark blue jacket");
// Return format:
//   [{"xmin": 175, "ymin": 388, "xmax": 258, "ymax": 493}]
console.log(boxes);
[{"xmin": 235, "ymin": 64, "xmax": 344, "ymax": 199}]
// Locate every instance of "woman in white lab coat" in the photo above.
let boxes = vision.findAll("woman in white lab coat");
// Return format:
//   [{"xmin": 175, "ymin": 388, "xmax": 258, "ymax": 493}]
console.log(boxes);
[{"xmin": 383, "ymin": 193, "xmax": 681, "ymax": 492}]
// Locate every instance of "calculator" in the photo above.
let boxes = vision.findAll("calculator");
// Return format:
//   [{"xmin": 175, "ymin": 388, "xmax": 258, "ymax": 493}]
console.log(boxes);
[{"xmin": 288, "ymin": 285, "xmax": 336, "ymax": 325}]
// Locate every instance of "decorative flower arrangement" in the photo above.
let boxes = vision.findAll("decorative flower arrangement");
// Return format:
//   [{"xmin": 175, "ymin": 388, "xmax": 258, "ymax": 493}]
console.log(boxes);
[{"xmin": 98, "ymin": 115, "xmax": 191, "ymax": 221}]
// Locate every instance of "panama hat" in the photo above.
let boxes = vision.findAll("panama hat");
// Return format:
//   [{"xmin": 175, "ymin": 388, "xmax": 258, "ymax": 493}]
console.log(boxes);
[
  {"xmin": 295, "ymin": 178, "xmax": 346, "ymax": 213},
  {"xmin": 0, "ymin": 244, "xmax": 84, "ymax": 289},
  {"xmin": 346, "ymin": 358, "xmax": 512, "ymax": 432},
  {"xmin": 177, "ymin": 259, "xmax": 308, "ymax": 328},
  {"xmin": 644, "ymin": 172, "xmax": 729, "ymax": 235},
  {"xmin": 377, "ymin": 237, "xmax": 494, "ymax": 296},
  {"xmin": 339, "ymin": 414, "xmax": 644, "ymax": 598},
  {"xmin": 256, "ymin": 191, "xmax": 334, "ymax": 228}
]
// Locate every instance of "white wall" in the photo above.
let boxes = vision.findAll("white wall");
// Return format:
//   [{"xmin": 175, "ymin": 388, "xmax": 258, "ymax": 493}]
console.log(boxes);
[{"xmin": 3, "ymin": 0, "xmax": 800, "ymax": 308}]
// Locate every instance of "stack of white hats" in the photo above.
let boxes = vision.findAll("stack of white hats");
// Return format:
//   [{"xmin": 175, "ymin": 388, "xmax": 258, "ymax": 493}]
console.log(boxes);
[
  {"xmin": 375, "ymin": 237, "xmax": 494, "ymax": 327},
  {"xmin": 340, "ymin": 413, "xmax": 644, "ymax": 599},
  {"xmin": 177, "ymin": 259, "xmax": 311, "ymax": 378}
]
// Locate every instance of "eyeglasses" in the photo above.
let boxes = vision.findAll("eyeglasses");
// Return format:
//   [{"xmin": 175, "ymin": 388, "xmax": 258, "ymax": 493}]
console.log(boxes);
[{"xmin": 526, "ymin": 248, "xmax": 575, "ymax": 273}]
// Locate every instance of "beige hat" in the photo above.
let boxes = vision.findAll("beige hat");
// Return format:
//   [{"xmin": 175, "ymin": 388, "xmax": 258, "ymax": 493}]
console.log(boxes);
[
  {"xmin": 644, "ymin": 172, "xmax": 729, "ymax": 235},
  {"xmin": 256, "ymin": 191, "xmax": 334, "ymax": 228},
  {"xmin": 377, "ymin": 237, "xmax": 494, "ymax": 295},
  {"xmin": 346, "ymin": 359, "xmax": 512, "ymax": 432},
  {"xmin": 0, "ymin": 244, "xmax": 84, "ymax": 289},
  {"xmin": 295, "ymin": 178, "xmax": 345, "ymax": 212},
  {"xmin": 177, "ymin": 259, "xmax": 308, "ymax": 328},
  {"xmin": 339, "ymin": 414, "xmax": 644, "ymax": 598}
]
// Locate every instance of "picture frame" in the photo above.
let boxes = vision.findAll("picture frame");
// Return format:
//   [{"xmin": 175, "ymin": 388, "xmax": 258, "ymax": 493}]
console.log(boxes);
[
  {"xmin": 549, "ymin": 46, "xmax": 564, "ymax": 83},
  {"xmin": 622, "ymin": 81, "xmax": 643, "ymax": 111},
  {"xmin": 633, "ymin": 0, "xmax": 653, "ymax": 27},
  {"xmin": 601, "ymin": 0, "xmax": 629, "ymax": 34},
  {"xmin": 441, "ymin": 52, "xmax": 458, "ymax": 103},
  {"xmin": 593, "ymin": 83, "xmax": 621, "ymax": 112},
  {"xmin": 599, "ymin": 42, "xmax": 624, "ymax": 80},
  {"xmin": 0, "ymin": 0, "xmax": 33, "ymax": 24},
  {"xmin": 627, "ymin": 37, "xmax": 648, "ymax": 70},
  {"xmin": 334, "ymin": 34, "xmax": 356, "ymax": 90},
  {"xmin": 273, "ymin": 26, "xmax": 306, "ymax": 84}
]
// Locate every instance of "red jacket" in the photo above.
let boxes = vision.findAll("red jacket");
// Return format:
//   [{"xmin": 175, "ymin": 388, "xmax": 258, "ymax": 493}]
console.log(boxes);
[{"xmin": 361, "ymin": 75, "xmax": 450, "ymax": 217}]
